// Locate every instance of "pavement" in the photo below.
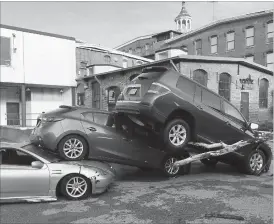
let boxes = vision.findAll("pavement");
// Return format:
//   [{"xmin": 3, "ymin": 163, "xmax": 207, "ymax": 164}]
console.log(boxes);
[
  {"xmin": 0, "ymin": 126, "xmax": 273, "ymax": 224},
  {"xmin": 1, "ymin": 162, "xmax": 273, "ymax": 224}
]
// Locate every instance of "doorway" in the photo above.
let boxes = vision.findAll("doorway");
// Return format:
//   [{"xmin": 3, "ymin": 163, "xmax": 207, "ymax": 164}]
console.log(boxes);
[
  {"xmin": 6, "ymin": 102, "xmax": 20, "ymax": 125},
  {"xmin": 240, "ymin": 92, "xmax": 249, "ymax": 121}
]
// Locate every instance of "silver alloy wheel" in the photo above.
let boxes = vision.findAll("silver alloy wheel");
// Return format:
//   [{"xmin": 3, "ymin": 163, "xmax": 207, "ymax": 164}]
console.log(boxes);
[
  {"xmin": 63, "ymin": 138, "xmax": 84, "ymax": 159},
  {"xmin": 165, "ymin": 157, "xmax": 179, "ymax": 175},
  {"xmin": 66, "ymin": 176, "xmax": 88, "ymax": 198},
  {"xmin": 169, "ymin": 124, "xmax": 187, "ymax": 146},
  {"xmin": 249, "ymin": 152, "xmax": 264, "ymax": 171}
]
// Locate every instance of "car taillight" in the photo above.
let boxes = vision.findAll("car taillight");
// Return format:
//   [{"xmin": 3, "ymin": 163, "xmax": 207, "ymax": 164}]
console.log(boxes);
[
  {"xmin": 41, "ymin": 117, "xmax": 64, "ymax": 123},
  {"xmin": 147, "ymin": 82, "xmax": 170, "ymax": 95}
]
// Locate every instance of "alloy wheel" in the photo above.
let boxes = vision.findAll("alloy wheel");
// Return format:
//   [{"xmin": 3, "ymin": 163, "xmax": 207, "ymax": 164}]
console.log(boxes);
[
  {"xmin": 249, "ymin": 152, "xmax": 264, "ymax": 171},
  {"xmin": 169, "ymin": 124, "xmax": 186, "ymax": 146},
  {"xmin": 66, "ymin": 176, "xmax": 88, "ymax": 198},
  {"xmin": 164, "ymin": 157, "xmax": 179, "ymax": 175},
  {"xmin": 63, "ymin": 138, "xmax": 84, "ymax": 159}
]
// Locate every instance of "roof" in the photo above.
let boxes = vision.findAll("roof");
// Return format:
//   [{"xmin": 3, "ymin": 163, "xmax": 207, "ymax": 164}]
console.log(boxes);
[
  {"xmin": 166, "ymin": 9, "xmax": 273, "ymax": 44},
  {"xmin": 0, "ymin": 24, "xmax": 75, "ymax": 41},
  {"xmin": 81, "ymin": 54, "xmax": 273, "ymax": 81},
  {"xmin": 77, "ymin": 42, "xmax": 154, "ymax": 63},
  {"xmin": 175, "ymin": 1, "xmax": 191, "ymax": 21}
]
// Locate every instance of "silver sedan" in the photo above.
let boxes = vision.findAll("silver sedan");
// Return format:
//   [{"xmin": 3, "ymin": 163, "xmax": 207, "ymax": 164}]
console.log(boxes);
[{"xmin": 0, "ymin": 142, "xmax": 115, "ymax": 203}]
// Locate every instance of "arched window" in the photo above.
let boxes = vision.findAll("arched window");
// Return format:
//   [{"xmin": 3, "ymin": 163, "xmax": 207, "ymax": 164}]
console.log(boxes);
[
  {"xmin": 104, "ymin": 55, "xmax": 111, "ymax": 63},
  {"xmin": 187, "ymin": 20, "xmax": 190, "ymax": 29},
  {"xmin": 218, "ymin": 73, "xmax": 231, "ymax": 101},
  {"xmin": 129, "ymin": 73, "xmax": 140, "ymax": 82},
  {"xmin": 193, "ymin": 69, "xmax": 208, "ymax": 87},
  {"xmin": 259, "ymin": 78, "xmax": 269, "ymax": 108},
  {"xmin": 128, "ymin": 48, "xmax": 132, "ymax": 54},
  {"xmin": 182, "ymin": 20, "xmax": 186, "ymax": 25}
]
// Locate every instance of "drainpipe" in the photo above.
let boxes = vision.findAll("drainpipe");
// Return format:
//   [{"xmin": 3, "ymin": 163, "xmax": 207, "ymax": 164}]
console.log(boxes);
[{"xmin": 21, "ymin": 84, "xmax": 26, "ymax": 127}]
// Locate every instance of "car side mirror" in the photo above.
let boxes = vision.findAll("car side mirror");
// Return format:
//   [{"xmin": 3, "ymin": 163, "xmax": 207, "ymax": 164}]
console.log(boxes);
[
  {"xmin": 31, "ymin": 161, "xmax": 44, "ymax": 169},
  {"xmin": 250, "ymin": 123, "xmax": 259, "ymax": 130}
]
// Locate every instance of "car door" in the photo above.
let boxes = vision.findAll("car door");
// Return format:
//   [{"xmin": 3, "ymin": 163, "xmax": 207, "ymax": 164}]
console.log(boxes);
[
  {"xmin": 0, "ymin": 148, "xmax": 50, "ymax": 199},
  {"xmin": 194, "ymin": 86, "xmax": 231, "ymax": 142},
  {"xmin": 81, "ymin": 111, "xmax": 124, "ymax": 160},
  {"xmin": 220, "ymin": 100, "xmax": 252, "ymax": 144}
]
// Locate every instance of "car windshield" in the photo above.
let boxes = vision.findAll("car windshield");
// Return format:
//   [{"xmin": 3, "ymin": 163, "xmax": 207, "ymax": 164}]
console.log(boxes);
[{"xmin": 22, "ymin": 144, "xmax": 61, "ymax": 163}]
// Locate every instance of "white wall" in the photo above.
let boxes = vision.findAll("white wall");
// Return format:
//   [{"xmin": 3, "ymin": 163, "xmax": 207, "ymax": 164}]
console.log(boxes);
[
  {"xmin": 170, "ymin": 49, "xmax": 187, "ymax": 57},
  {"xmin": 0, "ymin": 27, "xmax": 76, "ymax": 87}
]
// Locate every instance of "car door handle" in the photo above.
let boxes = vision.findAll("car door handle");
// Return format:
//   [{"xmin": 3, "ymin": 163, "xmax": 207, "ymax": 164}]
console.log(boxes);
[
  {"xmin": 88, "ymin": 127, "xmax": 97, "ymax": 132},
  {"xmin": 196, "ymin": 105, "xmax": 203, "ymax": 110}
]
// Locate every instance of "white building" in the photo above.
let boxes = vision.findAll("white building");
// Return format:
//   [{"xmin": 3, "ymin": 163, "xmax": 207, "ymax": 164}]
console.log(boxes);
[{"xmin": 0, "ymin": 24, "xmax": 77, "ymax": 127}]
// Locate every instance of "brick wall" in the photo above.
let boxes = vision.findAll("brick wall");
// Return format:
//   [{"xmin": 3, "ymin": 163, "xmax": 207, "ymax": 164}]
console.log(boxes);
[{"xmin": 83, "ymin": 60, "xmax": 273, "ymax": 125}]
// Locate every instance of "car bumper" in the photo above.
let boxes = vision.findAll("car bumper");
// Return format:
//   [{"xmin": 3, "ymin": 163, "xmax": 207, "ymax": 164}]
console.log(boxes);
[
  {"xmin": 115, "ymin": 101, "xmax": 166, "ymax": 124},
  {"xmin": 93, "ymin": 173, "xmax": 115, "ymax": 194}
]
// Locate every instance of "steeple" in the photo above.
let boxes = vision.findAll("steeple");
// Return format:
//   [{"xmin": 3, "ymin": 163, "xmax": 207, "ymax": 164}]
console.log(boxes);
[{"xmin": 174, "ymin": 1, "xmax": 192, "ymax": 33}]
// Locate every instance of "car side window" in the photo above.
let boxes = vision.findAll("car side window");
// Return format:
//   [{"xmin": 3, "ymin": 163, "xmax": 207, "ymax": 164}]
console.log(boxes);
[
  {"xmin": 223, "ymin": 101, "xmax": 245, "ymax": 125},
  {"xmin": 176, "ymin": 76, "xmax": 195, "ymax": 98},
  {"xmin": 93, "ymin": 112, "xmax": 115, "ymax": 128},
  {"xmin": 1, "ymin": 148, "xmax": 37, "ymax": 166},
  {"xmin": 201, "ymin": 90, "xmax": 221, "ymax": 111},
  {"xmin": 82, "ymin": 113, "xmax": 94, "ymax": 122}
]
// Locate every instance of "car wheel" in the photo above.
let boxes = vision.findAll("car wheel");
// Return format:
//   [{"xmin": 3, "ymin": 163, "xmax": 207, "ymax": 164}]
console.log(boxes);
[
  {"xmin": 162, "ymin": 155, "xmax": 182, "ymax": 177},
  {"xmin": 60, "ymin": 174, "xmax": 91, "ymax": 200},
  {"xmin": 58, "ymin": 135, "xmax": 88, "ymax": 161},
  {"xmin": 200, "ymin": 158, "xmax": 218, "ymax": 167},
  {"xmin": 243, "ymin": 149, "xmax": 266, "ymax": 175},
  {"xmin": 164, "ymin": 119, "xmax": 190, "ymax": 151}
]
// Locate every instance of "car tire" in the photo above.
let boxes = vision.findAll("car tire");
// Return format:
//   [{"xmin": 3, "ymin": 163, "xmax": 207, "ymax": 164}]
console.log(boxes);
[
  {"xmin": 241, "ymin": 149, "xmax": 266, "ymax": 175},
  {"xmin": 60, "ymin": 174, "xmax": 91, "ymax": 200},
  {"xmin": 58, "ymin": 135, "xmax": 88, "ymax": 161},
  {"xmin": 200, "ymin": 158, "xmax": 218, "ymax": 167},
  {"xmin": 164, "ymin": 119, "xmax": 190, "ymax": 152},
  {"xmin": 162, "ymin": 155, "xmax": 189, "ymax": 177}
]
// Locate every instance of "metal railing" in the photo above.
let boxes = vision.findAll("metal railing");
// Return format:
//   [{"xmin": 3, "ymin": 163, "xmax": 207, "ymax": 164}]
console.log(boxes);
[{"xmin": 5, "ymin": 113, "xmax": 41, "ymax": 127}]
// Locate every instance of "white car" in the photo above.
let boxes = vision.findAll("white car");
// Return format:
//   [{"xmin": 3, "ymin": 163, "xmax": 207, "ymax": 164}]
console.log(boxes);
[{"xmin": 0, "ymin": 142, "xmax": 115, "ymax": 202}]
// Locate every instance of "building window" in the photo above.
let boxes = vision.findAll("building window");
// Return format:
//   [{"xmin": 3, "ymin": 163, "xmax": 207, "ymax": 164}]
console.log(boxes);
[
  {"xmin": 210, "ymin": 35, "xmax": 218, "ymax": 54},
  {"xmin": 193, "ymin": 69, "xmax": 208, "ymax": 87},
  {"xmin": 226, "ymin": 31, "xmax": 235, "ymax": 51},
  {"xmin": 259, "ymin": 78, "xmax": 269, "ymax": 108},
  {"xmin": 136, "ymin": 47, "xmax": 141, "ymax": 54},
  {"xmin": 145, "ymin": 44, "xmax": 150, "ymax": 51},
  {"xmin": 181, "ymin": 45, "xmax": 188, "ymax": 53},
  {"xmin": 266, "ymin": 52, "xmax": 273, "ymax": 70},
  {"xmin": 0, "ymin": 36, "xmax": 11, "ymax": 66},
  {"xmin": 122, "ymin": 59, "xmax": 128, "ymax": 68},
  {"xmin": 245, "ymin": 55, "xmax": 254, "ymax": 63},
  {"xmin": 77, "ymin": 93, "xmax": 85, "ymax": 106},
  {"xmin": 104, "ymin": 55, "xmax": 111, "ymax": 64},
  {"xmin": 218, "ymin": 73, "xmax": 231, "ymax": 101},
  {"xmin": 128, "ymin": 48, "xmax": 132, "ymax": 54},
  {"xmin": 267, "ymin": 20, "xmax": 273, "ymax": 41},
  {"xmin": 195, "ymin": 39, "xmax": 202, "ymax": 55},
  {"xmin": 245, "ymin": 26, "xmax": 254, "ymax": 47}
]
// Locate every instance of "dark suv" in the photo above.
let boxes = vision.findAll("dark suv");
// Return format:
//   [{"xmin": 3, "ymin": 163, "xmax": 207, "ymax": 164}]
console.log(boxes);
[{"xmin": 115, "ymin": 66, "xmax": 272, "ymax": 173}]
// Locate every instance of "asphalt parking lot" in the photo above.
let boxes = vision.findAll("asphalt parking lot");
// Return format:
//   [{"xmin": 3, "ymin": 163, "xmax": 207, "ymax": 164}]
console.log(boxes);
[{"xmin": 1, "ymin": 161, "xmax": 273, "ymax": 224}]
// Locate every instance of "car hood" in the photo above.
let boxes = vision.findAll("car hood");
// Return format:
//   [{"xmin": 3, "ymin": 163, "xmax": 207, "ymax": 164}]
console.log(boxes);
[{"xmin": 60, "ymin": 160, "xmax": 115, "ymax": 174}]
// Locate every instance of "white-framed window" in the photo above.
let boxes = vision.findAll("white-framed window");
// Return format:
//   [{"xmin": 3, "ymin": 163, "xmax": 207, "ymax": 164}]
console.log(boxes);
[
  {"xmin": 128, "ymin": 48, "xmax": 132, "ymax": 54},
  {"xmin": 226, "ymin": 31, "xmax": 235, "ymax": 51},
  {"xmin": 245, "ymin": 26, "xmax": 254, "ymax": 47},
  {"xmin": 145, "ymin": 44, "xmax": 150, "ymax": 51},
  {"xmin": 245, "ymin": 55, "xmax": 254, "ymax": 63},
  {"xmin": 104, "ymin": 55, "xmax": 111, "ymax": 63},
  {"xmin": 259, "ymin": 78, "xmax": 269, "ymax": 108},
  {"xmin": 122, "ymin": 59, "xmax": 128, "ymax": 68},
  {"xmin": 267, "ymin": 20, "xmax": 273, "ymax": 41},
  {"xmin": 266, "ymin": 52, "xmax": 273, "ymax": 70},
  {"xmin": 210, "ymin": 35, "xmax": 218, "ymax": 54},
  {"xmin": 0, "ymin": 36, "xmax": 11, "ymax": 66}
]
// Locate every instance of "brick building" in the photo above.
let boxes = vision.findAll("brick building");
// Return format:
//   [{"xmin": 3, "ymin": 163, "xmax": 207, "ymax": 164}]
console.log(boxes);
[
  {"xmin": 81, "ymin": 55, "xmax": 273, "ymax": 126},
  {"xmin": 115, "ymin": 2, "xmax": 273, "ymax": 69},
  {"xmin": 75, "ymin": 42, "xmax": 153, "ymax": 107},
  {"xmin": 160, "ymin": 9, "xmax": 273, "ymax": 69}
]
